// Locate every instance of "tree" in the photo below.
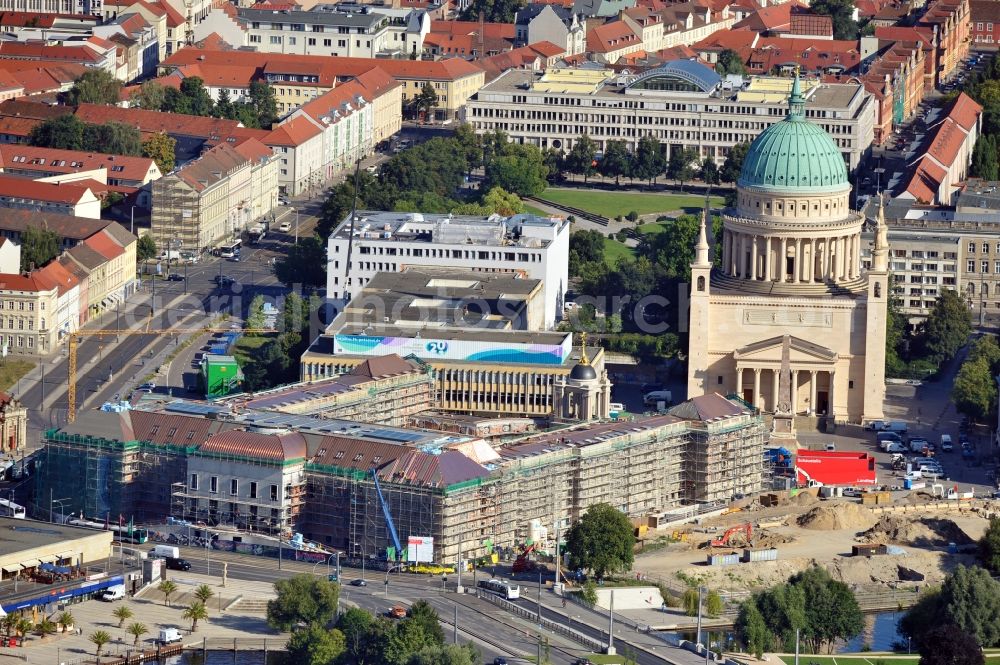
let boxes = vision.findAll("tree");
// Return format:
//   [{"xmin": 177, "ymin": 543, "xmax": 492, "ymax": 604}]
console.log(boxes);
[
  {"xmin": 971, "ymin": 135, "xmax": 999, "ymax": 181},
  {"xmin": 127, "ymin": 622, "xmax": 148, "ymax": 646},
  {"xmin": 810, "ymin": 0, "xmax": 859, "ymax": 39},
  {"xmin": 565, "ymin": 503, "xmax": 635, "ymax": 579},
  {"xmin": 413, "ymin": 83, "xmax": 439, "ymax": 120},
  {"xmin": 569, "ymin": 229, "xmax": 606, "ymax": 276},
  {"xmin": 941, "ymin": 565, "xmax": 1000, "ymax": 647},
  {"xmin": 113, "ymin": 605, "xmax": 133, "ymax": 628},
  {"xmin": 56, "ymin": 612, "xmax": 74, "ymax": 630},
  {"xmin": 919, "ymin": 624, "xmax": 984, "ymax": 665},
  {"xmin": 65, "ymin": 69, "xmax": 122, "ymax": 106},
  {"xmin": 89, "ymin": 630, "xmax": 112, "ymax": 663},
  {"xmin": 479, "ymin": 186, "xmax": 525, "ymax": 216},
  {"xmin": 715, "ymin": 49, "xmax": 748, "ymax": 76},
  {"xmin": 274, "ymin": 236, "xmax": 327, "ymax": 288},
  {"xmin": 484, "ymin": 143, "xmax": 548, "ymax": 197},
  {"xmin": 180, "ymin": 77, "xmax": 215, "ymax": 117},
  {"xmin": 194, "ymin": 584, "xmax": 215, "ymax": 609},
  {"xmin": 83, "ymin": 121, "xmax": 142, "ymax": 156},
  {"xmin": 633, "ymin": 135, "xmax": 665, "ymax": 186},
  {"xmin": 215, "ymin": 88, "xmax": 236, "ymax": 120},
  {"xmin": 705, "ymin": 590, "xmax": 724, "ymax": 618},
  {"xmin": 700, "ymin": 158, "xmax": 720, "ymax": 185},
  {"xmin": 667, "ymin": 148, "xmax": 699, "ymax": 189},
  {"xmin": 142, "ymin": 132, "xmax": 176, "ymax": 174},
  {"xmin": 183, "ymin": 602, "xmax": 209, "ymax": 632},
  {"xmin": 20, "ymin": 226, "xmax": 60, "ymax": 272},
  {"xmin": 287, "ymin": 624, "xmax": 347, "ymax": 665},
  {"xmin": 721, "ymin": 141, "xmax": 751, "ymax": 183},
  {"xmin": 131, "ymin": 81, "xmax": 166, "ymax": 110},
  {"xmin": 34, "ymin": 619, "xmax": 56, "ymax": 638},
  {"xmin": 924, "ymin": 289, "xmax": 971, "ymax": 364},
  {"xmin": 267, "ymin": 574, "xmax": 341, "ymax": 631},
  {"xmin": 736, "ymin": 601, "xmax": 769, "ymax": 658},
  {"xmin": 246, "ymin": 294, "xmax": 268, "ymax": 333},
  {"xmin": 543, "ymin": 148, "xmax": 565, "ymax": 183},
  {"xmin": 459, "ymin": 0, "xmax": 524, "ymax": 23},
  {"xmin": 407, "ymin": 644, "xmax": 478, "ymax": 665},
  {"xmin": 952, "ymin": 356, "xmax": 996, "ymax": 422},
  {"xmin": 158, "ymin": 580, "xmax": 178, "ymax": 606},
  {"xmin": 162, "ymin": 87, "xmax": 192, "ymax": 115},
  {"xmin": 249, "ymin": 81, "xmax": 279, "ymax": 128},
  {"xmin": 566, "ymin": 135, "xmax": 598, "ymax": 183},
  {"xmin": 981, "ymin": 518, "xmax": 1000, "ymax": 574},
  {"xmin": 682, "ymin": 587, "xmax": 700, "ymax": 616},
  {"xmin": 599, "ymin": 140, "xmax": 632, "ymax": 186},
  {"xmin": 337, "ymin": 607, "xmax": 376, "ymax": 664},
  {"xmin": 136, "ymin": 235, "xmax": 157, "ymax": 263},
  {"xmin": 28, "ymin": 114, "xmax": 85, "ymax": 150},
  {"xmin": 405, "ymin": 601, "xmax": 445, "ymax": 646}
]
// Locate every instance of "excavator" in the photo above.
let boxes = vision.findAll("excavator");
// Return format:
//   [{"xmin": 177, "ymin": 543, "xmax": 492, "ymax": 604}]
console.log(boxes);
[
  {"xmin": 710, "ymin": 523, "xmax": 753, "ymax": 548},
  {"xmin": 512, "ymin": 543, "xmax": 537, "ymax": 573}
]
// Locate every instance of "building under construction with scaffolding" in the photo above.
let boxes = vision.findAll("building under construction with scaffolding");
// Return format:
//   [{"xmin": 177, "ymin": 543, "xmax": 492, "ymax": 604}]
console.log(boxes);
[{"xmin": 34, "ymin": 393, "xmax": 763, "ymax": 564}]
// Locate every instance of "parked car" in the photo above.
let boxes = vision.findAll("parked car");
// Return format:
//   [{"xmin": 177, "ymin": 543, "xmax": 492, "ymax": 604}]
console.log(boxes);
[{"xmin": 165, "ymin": 557, "xmax": 192, "ymax": 571}]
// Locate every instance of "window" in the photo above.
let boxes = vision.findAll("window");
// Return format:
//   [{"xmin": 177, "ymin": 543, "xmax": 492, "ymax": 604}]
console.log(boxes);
[
  {"xmin": 210, "ymin": 476, "xmax": 218, "ymax": 493},
  {"xmin": 270, "ymin": 485, "xmax": 278, "ymax": 501},
  {"xmin": 230, "ymin": 479, "xmax": 238, "ymax": 495},
  {"xmin": 985, "ymin": 242, "xmax": 990, "ymax": 254},
  {"xmin": 969, "ymin": 260, "xmax": 976, "ymax": 273},
  {"xmin": 970, "ymin": 242, "xmax": 977, "ymax": 253},
  {"xmin": 250, "ymin": 482, "xmax": 258, "ymax": 499},
  {"xmin": 190, "ymin": 474, "xmax": 198, "ymax": 490},
  {"xmin": 308, "ymin": 38, "xmax": 316, "ymax": 45},
  {"xmin": 270, "ymin": 35, "xmax": 282, "ymax": 44},
  {"xmin": 324, "ymin": 38, "xmax": 332, "ymax": 46},
  {"xmin": 983, "ymin": 260, "xmax": 989, "ymax": 273}
]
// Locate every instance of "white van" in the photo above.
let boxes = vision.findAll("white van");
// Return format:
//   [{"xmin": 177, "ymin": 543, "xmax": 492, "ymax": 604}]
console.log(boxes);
[
  {"xmin": 100, "ymin": 584, "xmax": 126, "ymax": 602},
  {"xmin": 887, "ymin": 422, "xmax": 909, "ymax": 434},
  {"xmin": 158, "ymin": 628, "xmax": 182, "ymax": 644}
]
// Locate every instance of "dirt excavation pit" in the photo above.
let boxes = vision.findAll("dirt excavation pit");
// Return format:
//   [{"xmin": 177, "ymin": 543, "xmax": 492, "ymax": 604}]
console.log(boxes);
[
  {"xmin": 796, "ymin": 503, "xmax": 877, "ymax": 531},
  {"xmin": 856, "ymin": 515, "xmax": 976, "ymax": 547}
]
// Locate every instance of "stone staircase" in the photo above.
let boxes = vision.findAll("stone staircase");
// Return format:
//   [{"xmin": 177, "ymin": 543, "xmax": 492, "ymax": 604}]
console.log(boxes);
[
  {"xmin": 711, "ymin": 272, "xmax": 867, "ymax": 297},
  {"xmin": 231, "ymin": 597, "xmax": 272, "ymax": 613}
]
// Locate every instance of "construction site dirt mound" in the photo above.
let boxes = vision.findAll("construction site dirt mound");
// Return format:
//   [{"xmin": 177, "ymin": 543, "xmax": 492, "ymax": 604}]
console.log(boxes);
[
  {"xmin": 755, "ymin": 529, "xmax": 796, "ymax": 548},
  {"xmin": 905, "ymin": 491, "xmax": 938, "ymax": 504},
  {"xmin": 792, "ymin": 492, "xmax": 819, "ymax": 506},
  {"xmin": 857, "ymin": 515, "xmax": 975, "ymax": 546},
  {"xmin": 797, "ymin": 503, "xmax": 876, "ymax": 531}
]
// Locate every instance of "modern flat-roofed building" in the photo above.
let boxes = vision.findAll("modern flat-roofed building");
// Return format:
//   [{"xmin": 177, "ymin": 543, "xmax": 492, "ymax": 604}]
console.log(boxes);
[
  {"xmin": 465, "ymin": 61, "xmax": 876, "ymax": 171},
  {"xmin": 326, "ymin": 211, "xmax": 569, "ymax": 328}
]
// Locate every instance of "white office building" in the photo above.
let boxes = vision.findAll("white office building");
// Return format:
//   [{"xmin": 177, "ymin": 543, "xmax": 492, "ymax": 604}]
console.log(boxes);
[
  {"xmin": 327, "ymin": 211, "xmax": 570, "ymax": 329},
  {"xmin": 465, "ymin": 61, "xmax": 876, "ymax": 171}
]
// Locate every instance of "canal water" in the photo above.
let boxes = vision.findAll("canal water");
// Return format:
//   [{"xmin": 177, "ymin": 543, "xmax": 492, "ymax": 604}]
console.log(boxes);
[
  {"xmin": 153, "ymin": 652, "xmax": 288, "ymax": 664},
  {"xmin": 662, "ymin": 610, "xmax": 906, "ymax": 654}
]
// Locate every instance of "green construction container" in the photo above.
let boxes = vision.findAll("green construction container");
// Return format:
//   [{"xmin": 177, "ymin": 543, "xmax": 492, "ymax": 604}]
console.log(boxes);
[{"xmin": 201, "ymin": 354, "xmax": 243, "ymax": 399}]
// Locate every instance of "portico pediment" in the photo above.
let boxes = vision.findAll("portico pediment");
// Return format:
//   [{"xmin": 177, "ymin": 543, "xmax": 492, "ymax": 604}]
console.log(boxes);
[{"xmin": 733, "ymin": 335, "xmax": 837, "ymax": 364}]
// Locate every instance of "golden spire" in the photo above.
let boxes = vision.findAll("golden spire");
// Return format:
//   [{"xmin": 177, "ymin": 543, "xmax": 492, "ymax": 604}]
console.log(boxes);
[{"xmin": 579, "ymin": 332, "xmax": 591, "ymax": 366}]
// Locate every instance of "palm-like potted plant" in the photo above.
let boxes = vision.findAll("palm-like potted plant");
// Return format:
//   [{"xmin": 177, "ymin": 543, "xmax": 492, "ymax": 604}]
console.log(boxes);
[
  {"xmin": 112, "ymin": 605, "xmax": 133, "ymax": 628},
  {"xmin": 193, "ymin": 584, "xmax": 214, "ymax": 610},
  {"xmin": 126, "ymin": 622, "xmax": 147, "ymax": 647},
  {"xmin": 182, "ymin": 602, "xmax": 208, "ymax": 632},
  {"xmin": 158, "ymin": 580, "xmax": 178, "ymax": 607},
  {"xmin": 34, "ymin": 619, "xmax": 56, "ymax": 639},
  {"xmin": 56, "ymin": 611, "xmax": 74, "ymax": 633},
  {"xmin": 89, "ymin": 630, "xmax": 112, "ymax": 664}
]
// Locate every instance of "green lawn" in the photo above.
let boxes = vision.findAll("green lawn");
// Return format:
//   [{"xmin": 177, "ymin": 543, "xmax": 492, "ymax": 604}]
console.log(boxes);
[
  {"xmin": 583, "ymin": 654, "xmax": 629, "ymax": 664},
  {"xmin": 636, "ymin": 221, "xmax": 672, "ymax": 236},
  {"xmin": 537, "ymin": 189, "xmax": 724, "ymax": 219},
  {"xmin": 603, "ymin": 237, "xmax": 635, "ymax": 266},
  {"xmin": 232, "ymin": 334, "xmax": 272, "ymax": 365},
  {"xmin": 524, "ymin": 204, "xmax": 550, "ymax": 217},
  {"xmin": 0, "ymin": 359, "xmax": 33, "ymax": 392}
]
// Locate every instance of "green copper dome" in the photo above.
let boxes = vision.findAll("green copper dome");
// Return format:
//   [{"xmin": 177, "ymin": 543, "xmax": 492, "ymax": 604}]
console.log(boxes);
[{"xmin": 737, "ymin": 74, "xmax": 849, "ymax": 193}]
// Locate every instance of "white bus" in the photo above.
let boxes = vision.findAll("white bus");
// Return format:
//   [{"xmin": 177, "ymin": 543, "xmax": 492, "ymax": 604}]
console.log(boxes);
[
  {"xmin": 478, "ymin": 578, "xmax": 520, "ymax": 600},
  {"xmin": 0, "ymin": 498, "xmax": 26, "ymax": 518},
  {"xmin": 215, "ymin": 240, "xmax": 242, "ymax": 258}
]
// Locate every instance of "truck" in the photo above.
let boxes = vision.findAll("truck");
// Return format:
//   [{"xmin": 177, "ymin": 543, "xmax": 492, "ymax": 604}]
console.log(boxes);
[
  {"xmin": 248, "ymin": 224, "xmax": 266, "ymax": 243},
  {"xmin": 158, "ymin": 628, "xmax": 182, "ymax": 645},
  {"xmin": 795, "ymin": 450, "xmax": 877, "ymax": 487},
  {"xmin": 159, "ymin": 250, "xmax": 181, "ymax": 262},
  {"xmin": 151, "ymin": 544, "xmax": 180, "ymax": 559}
]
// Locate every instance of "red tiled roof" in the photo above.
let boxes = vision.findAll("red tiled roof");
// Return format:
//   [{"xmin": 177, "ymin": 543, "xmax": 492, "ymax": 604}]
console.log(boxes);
[
  {"xmin": 949, "ymin": 92, "xmax": 983, "ymax": 132},
  {"xmin": 0, "ymin": 273, "xmax": 51, "ymax": 292},
  {"xmin": 156, "ymin": 0, "xmax": 185, "ymax": 27},
  {"xmin": 0, "ymin": 174, "xmax": 93, "ymax": 204},
  {"xmin": 903, "ymin": 156, "xmax": 947, "ymax": 203},
  {"xmin": 265, "ymin": 115, "xmax": 321, "ymax": 147},
  {"xmin": 296, "ymin": 78, "xmax": 370, "ymax": 125},
  {"xmin": 177, "ymin": 63, "xmax": 259, "ymax": 88},
  {"xmin": 75, "ymin": 103, "xmax": 242, "ymax": 140},
  {"xmin": 587, "ymin": 20, "xmax": 641, "ymax": 54},
  {"xmin": 429, "ymin": 19, "xmax": 515, "ymax": 39},
  {"xmin": 732, "ymin": 0, "xmax": 806, "ymax": 31},
  {"xmin": 32, "ymin": 260, "xmax": 78, "ymax": 296},
  {"xmin": 0, "ymin": 42, "xmax": 104, "ymax": 63},
  {"xmin": 874, "ymin": 25, "xmax": 933, "ymax": 46},
  {"xmin": 163, "ymin": 48, "xmax": 483, "ymax": 82},
  {"xmin": 971, "ymin": 0, "xmax": 1000, "ymax": 22},
  {"xmin": 0, "ymin": 11, "xmax": 99, "ymax": 26},
  {"xmin": 0, "ymin": 145, "xmax": 157, "ymax": 181},
  {"xmin": 693, "ymin": 27, "xmax": 758, "ymax": 50},
  {"xmin": 83, "ymin": 230, "xmax": 125, "ymax": 261},
  {"xmin": 526, "ymin": 40, "xmax": 565, "ymax": 58},
  {"xmin": 231, "ymin": 136, "xmax": 272, "ymax": 163}
]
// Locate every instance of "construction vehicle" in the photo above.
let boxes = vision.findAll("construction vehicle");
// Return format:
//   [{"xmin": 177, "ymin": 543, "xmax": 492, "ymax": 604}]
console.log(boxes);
[
  {"xmin": 66, "ymin": 328, "xmax": 271, "ymax": 422},
  {"xmin": 512, "ymin": 543, "xmax": 537, "ymax": 573},
  {"xmin": 370, "ymin": 468, "xmax": 403, "ymax": 561},
  {"xmin": 710, "ymin": 523, "xmax": 753, "ymax": 548}
]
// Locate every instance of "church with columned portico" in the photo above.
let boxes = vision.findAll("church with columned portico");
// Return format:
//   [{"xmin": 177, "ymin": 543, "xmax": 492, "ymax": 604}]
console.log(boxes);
[{"xmin": 687, "ymin": 72, "xmax": 888, "ymax": 426}]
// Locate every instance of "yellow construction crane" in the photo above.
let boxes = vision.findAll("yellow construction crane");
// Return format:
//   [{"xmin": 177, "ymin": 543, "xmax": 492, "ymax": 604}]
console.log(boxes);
[{"xmin": 67, "ymin": 327, "xmax": 272, "ymax": 422}]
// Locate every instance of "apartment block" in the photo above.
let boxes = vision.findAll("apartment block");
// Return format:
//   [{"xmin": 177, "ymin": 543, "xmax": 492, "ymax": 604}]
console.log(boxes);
[
  {"xmin": 150, "ymin": 138, "xmax": 278, "ymax": 254},
  {"xmin": 465, "ymin": 62, "xmax": 875, "ymax": 171},
  {"xmin": 0, "ymin": 175, "xmax": 101, "ymax": 219}
]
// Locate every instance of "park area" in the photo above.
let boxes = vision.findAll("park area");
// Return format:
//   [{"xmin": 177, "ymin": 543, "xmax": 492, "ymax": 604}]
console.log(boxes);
[
  {"xmin": 536, "ymin": 189, "xmax": 724, "ymax": 219},
  {"xmin": 0, "ymin": 359, "xmax": 34, "ymax": 391}
]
